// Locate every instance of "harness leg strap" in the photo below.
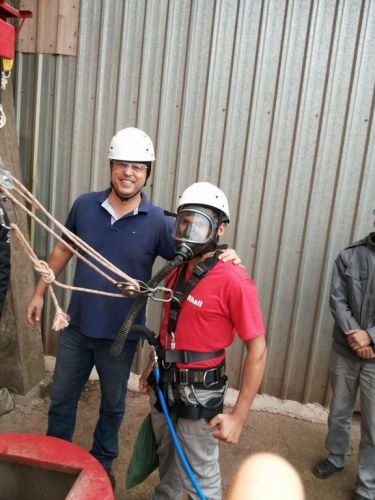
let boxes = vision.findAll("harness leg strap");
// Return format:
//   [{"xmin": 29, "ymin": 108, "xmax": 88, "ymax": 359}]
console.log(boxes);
[{"xmin": 171, "ymin": 399, "xmax": 224, "ymax": 421}]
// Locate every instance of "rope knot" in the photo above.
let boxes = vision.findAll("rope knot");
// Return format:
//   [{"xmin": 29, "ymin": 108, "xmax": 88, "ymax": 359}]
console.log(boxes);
[{"xmin": 34, "ymin": 260, "xmax": 55, "ymax": 283}]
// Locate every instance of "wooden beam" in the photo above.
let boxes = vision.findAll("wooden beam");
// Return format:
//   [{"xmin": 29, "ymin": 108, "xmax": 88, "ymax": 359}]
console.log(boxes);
[
  {"xmin": 17, "ymin": 0, "xmax": 38, "ymax": 53},
  {"xmin": 17, "ymin": 0, "xmax": 80, "ymax": 56},
  {"xmin": 36, "ymin": 0, "xmax": 58, "ymax": 54},
  {"xmin": 56, "ymin": 0, "xmax": 80, "ymax": 56}
]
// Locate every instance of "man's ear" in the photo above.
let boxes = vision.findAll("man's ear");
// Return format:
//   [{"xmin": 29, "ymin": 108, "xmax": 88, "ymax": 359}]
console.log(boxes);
[{"xmin": 218, "ymin": 223, "xmax": 226, "ymax": 236}]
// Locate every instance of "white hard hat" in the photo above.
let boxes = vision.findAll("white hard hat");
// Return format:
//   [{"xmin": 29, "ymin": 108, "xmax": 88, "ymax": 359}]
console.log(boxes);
[
  {"xmin": 177, "ymin": 182, "xmax": 230, "ymax": 221},
  {"xmin": 108, "ymin": 127, "xmax": 155, "ymax": 162}
]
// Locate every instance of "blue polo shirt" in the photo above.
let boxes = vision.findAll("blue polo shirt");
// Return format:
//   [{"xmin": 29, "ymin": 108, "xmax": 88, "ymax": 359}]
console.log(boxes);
[{"xmin": 64, "ymin": 189, "xmax": 176, "ymax": 339}]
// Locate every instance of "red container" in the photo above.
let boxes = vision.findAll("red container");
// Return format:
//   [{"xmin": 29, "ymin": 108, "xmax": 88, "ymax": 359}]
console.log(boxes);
[
  {"xmin": 0, "ymin": 433, "xmax": 114, "ymax": 500},
  {"xmin": 0, "ymin": 19, "xmax": 15, "ymax": 59}
]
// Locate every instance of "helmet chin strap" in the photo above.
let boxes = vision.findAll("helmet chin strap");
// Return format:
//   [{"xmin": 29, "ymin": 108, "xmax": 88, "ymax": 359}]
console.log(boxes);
[{"xmin": 110, "ymin": 182, "xmax": 143, "ymax": 202}]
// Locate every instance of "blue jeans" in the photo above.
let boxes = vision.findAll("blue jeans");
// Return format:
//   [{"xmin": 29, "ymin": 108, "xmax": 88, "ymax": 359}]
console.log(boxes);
[{"xmin": 47, "ymin": 325, "xmax": 138, "ymax": 469}]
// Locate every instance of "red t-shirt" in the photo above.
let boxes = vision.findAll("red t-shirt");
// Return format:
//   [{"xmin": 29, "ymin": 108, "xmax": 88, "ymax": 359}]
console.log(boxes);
[{"xmin": 159, "ymin": 260, "xmax": 265, "ymax": 368}]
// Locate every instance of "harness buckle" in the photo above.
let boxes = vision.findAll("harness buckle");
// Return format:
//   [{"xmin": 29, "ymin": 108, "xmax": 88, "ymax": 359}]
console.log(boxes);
[
  {"xmin": 178, "ymin": 368, "xmax": 189, "ymax": 385},
  {"xmin": 203, "ymin": 367, "xmax": 220, "ymax": 388}
]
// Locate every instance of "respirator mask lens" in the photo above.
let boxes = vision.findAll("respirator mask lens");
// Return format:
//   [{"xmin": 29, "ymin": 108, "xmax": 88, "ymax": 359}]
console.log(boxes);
[{"xmin": 172, "ymin": 210, "xmax": 214, "ymax": 244}]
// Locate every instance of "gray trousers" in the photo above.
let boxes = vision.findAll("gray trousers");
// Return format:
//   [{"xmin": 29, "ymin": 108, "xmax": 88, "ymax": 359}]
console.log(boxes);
[
  {"xmin": 326, "ymin": 350, "xmax": 375, "ymax": 499},
  {"xmin": 150, "ymin": 387, "xmax": 222, "ymax": 500}
]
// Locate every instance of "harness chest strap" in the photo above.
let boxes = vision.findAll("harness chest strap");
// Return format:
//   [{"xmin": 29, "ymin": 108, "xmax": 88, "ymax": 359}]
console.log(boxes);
[
  {"xmin": 165, "ymin": 251, "xmax": 222, "ymax": 364},
  {"xmin": 167, "ymin": 254, "xmax": 220, "ymax": 333}
]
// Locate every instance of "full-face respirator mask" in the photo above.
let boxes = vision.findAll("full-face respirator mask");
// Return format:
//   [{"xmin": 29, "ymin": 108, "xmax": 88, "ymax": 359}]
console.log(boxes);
[{"xmin": 172, "ymin": 205, "xmax": 222, "ymax": 260}]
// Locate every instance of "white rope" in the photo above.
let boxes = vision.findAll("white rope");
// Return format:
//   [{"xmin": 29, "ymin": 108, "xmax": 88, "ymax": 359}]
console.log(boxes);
[
  {"xmin": 11, "ymin": 177, "xmax": 134, "ymax": 282},
  {"xmin": 7, "ymin": 179, "xmax": 137, "ymax": 285},
  {"xmin": 0, "ymin": 175, "xmax": 140, "ymax": 329},
  {"xmin": 11, "ymin": 223, "xmax": 126, "ymax": 298}
]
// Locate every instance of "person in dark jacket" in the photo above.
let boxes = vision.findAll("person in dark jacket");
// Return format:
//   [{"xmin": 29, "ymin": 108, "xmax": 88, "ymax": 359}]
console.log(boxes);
[
  {"xmin": 0, "ymin": 200, "xmax": 10, "ymax": 315},
  {"xmin": 313, "ymin": 221, "xmax": 375, "ymax": 500}
]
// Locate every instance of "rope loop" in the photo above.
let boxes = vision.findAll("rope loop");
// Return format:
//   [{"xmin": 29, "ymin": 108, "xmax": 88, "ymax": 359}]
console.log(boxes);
[{"xmin": 34, "ymin": 260, "xmax": 55, "ymax": 283}]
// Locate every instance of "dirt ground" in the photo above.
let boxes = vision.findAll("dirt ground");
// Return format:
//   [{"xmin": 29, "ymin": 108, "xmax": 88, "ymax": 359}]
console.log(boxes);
[{"xmin": 0, "ymin": 375, "xmax": 361, "ymax": 500}]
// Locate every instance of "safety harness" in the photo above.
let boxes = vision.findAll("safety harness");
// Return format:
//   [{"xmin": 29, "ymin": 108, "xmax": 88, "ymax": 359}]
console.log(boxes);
[{"xmin": 155, "ymin": 250, "xmax": 228, "ymax": 421}]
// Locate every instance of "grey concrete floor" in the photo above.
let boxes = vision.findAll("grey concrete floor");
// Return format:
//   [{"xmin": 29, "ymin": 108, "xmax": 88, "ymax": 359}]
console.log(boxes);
[{"xmin": 0, "ymin": 379, "xmax": 361, "ymax": 500}]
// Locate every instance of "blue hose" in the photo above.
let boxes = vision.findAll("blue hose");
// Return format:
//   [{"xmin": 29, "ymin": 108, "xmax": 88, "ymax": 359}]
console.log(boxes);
[{"xmin": 154, "ymin": 365, "xmax": 207, "ymax": 500}]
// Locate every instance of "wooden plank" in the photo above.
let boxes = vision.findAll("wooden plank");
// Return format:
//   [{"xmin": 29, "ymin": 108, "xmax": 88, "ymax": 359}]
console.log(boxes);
[
  {"xmin": 36, "ymin": 0, "xmax": 58, "ymax": 54},
  {"xmin": 17, "ymin": 0, "xmax": 80, "ymax": 56},
  {"xmin": 17, "ymin": 0, "xmax": 38, "ymax": 53},
  {"xmin": 56, "ymin": 0, "xmax": 80, "ymax": 56}
]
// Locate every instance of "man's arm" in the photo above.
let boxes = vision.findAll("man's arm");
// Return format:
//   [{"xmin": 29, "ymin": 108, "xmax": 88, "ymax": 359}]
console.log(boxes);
[
  {"xmin": 208, "ymin": 335, "xmax": 267, "ymax": 444},
  {"xmin": 26, "ymin": 241, "xmax": 74, "ymax": 325},
  {"xmin": 329, "ymin": 253, "xmax": 361, "ymax": 333}
]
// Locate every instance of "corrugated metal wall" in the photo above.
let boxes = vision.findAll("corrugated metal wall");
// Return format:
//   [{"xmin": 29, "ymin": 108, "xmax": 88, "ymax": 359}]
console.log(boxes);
[{"xmin": 13, "ymin": 0, "xmax": 375, "ymax": 405}]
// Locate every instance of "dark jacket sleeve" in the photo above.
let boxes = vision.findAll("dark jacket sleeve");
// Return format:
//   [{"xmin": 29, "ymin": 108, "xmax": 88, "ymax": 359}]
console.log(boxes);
[
  {"xmin": 0, "ymin": 203, "xmax": 11, "ymax": 314},
  {"xmin": 329, "ymin": 252, "xmax": 360, "ymax": 333}
]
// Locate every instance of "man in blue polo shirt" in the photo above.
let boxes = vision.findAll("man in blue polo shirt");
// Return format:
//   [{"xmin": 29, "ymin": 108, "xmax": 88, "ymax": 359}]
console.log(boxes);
[{"xmin": 26, "ymin": 128, "xmax": 239, "ymax": 487}]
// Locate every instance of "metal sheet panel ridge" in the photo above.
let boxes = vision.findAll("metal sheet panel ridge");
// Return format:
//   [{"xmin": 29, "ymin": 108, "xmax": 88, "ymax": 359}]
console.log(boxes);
[
  {"xmin": 173, "ymin": 0, "xmax": 215, "ymax": 201},
  {"xmin": 12, "ymin": 0, "xmax": 375, "ymax": 403},
  {"xmin": 199, "ymin": 0, "xmax": 238, "ymax": 183},
  {"xmin": 89, "ymin": 1, "xmax": 125, "ymax": 191},
  {"xmin": 68, "ymin": 0, "xmax": 101, "ymax": 201},
  {"xmin": 276, "ymin": 0, "xmax": 338, "ymax": 401},
  {"xmin": 137, "ymin": 1, "xmax": 169, "ymax": 147},
  {"xmin": 114, "ymin": 0, "xmax": 146, "ymax": 131},
  {"xmin": 256, "ymin": 0, "xmax": 316, "ymax": 398},
  {"xmin": 152, "ymin": 0, "xmax": 191, "ymax": 210}
]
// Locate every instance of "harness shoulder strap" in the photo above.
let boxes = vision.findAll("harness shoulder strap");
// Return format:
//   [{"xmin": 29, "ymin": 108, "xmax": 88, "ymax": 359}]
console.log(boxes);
[{"xmin": 168, "ymin": 252, "xmax": 219, "ymax": 335}]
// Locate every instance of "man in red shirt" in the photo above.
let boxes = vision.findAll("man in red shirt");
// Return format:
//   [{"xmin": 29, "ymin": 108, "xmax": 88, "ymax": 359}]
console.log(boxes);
[{"xmin": 140, "ymin": 182, "xmax": 267, "ymax": 500}]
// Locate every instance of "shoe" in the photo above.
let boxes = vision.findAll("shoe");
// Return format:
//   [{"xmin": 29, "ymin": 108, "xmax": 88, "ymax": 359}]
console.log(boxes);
[
  {"xmin": 352, "ymin": 493, "xmax": 371, "ymax": 500},
  {"xmin": 312, "ymin": 458, "xmax": 344, "ymax": 479},
  {"xmin": 104, "ymin": 467, "xmax": 116, "ymax": 490}
]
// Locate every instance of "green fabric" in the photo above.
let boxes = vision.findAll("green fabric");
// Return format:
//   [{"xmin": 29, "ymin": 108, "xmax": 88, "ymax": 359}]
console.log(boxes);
[{"xmin": 126, "ymin": 413, "xmax": 159, "ymax": 489}]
